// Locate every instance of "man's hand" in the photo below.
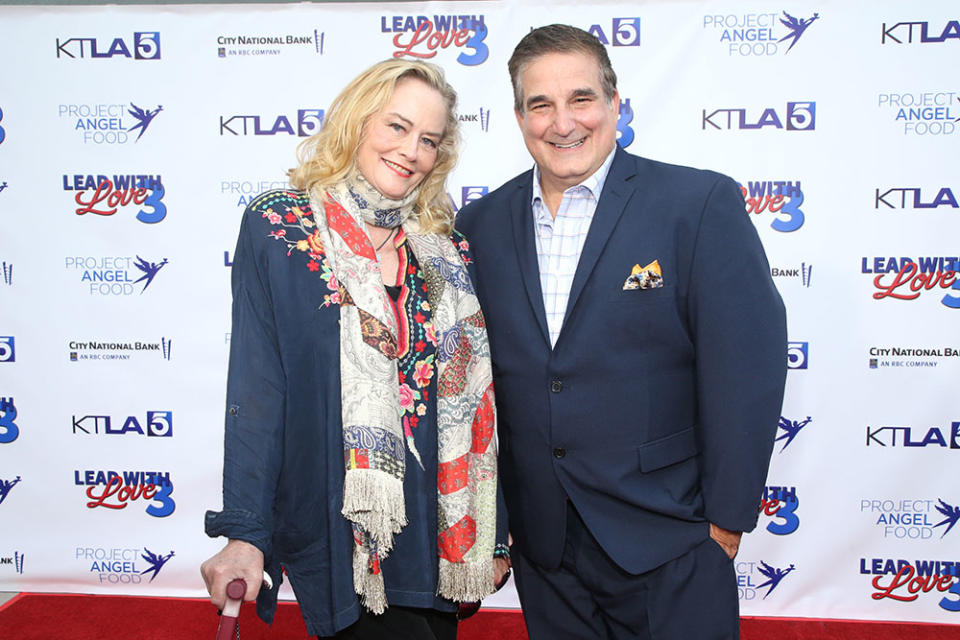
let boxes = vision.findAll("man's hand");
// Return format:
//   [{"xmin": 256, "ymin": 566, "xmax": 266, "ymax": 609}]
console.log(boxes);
[
  {"xmin": 709, "ymin": 523, "xmax": 742, "ymax": 559},
  {"xmin": 200, "ymin": 539, "xmax": 264, "ymax": 609}
]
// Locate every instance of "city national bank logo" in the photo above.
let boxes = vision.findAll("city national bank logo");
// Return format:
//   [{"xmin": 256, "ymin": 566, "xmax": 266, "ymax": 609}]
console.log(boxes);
[
  {"xmin": 862, "ymin": 256, "xmax": 960, "ymax": 308},
  {"xmin": 737, "ymin": 560, "xmax": 796, "ymax": 601},
  {"xmin": 740, "ymin": 180, "xmax": 805, "ymax": 231},
  {"xmin": 76, "ymin": 546, "xmax": 174, "ymax": 585},
  {"xmin": 878, "ymin": 92, "xmax": 958, "ymax": 136},
  {"xmin": 0, "ymin": 475, "xmax": 21, "ymax": 505},
  {"xmin": 877, "ymin": 186, "xmax": 958, "ymax": 211},
  {"xmin": 59, "ymin": 102, "xmax": 162, "ymax": 144},
  {"xmin": 66, "ymin": 255, "xmax": 169, "ymax": 296},
  {"xmin": 0, "ymin": 397, "xmax": 19, "ymax": 444},
  {"xmin": 220, "ymin": 109, "xmax": 323, "ymax": 136},
  {"xmin": 863, "ymin": 558, "xmax": 960, "ymax": 612},
  {"xmin": 217, "ymin": 30, "xmax": 324, "ymax": 58},
  {"xmin": 760, "ymin": 485, "xmax": 800, "ymax": 535},
  {"xmin": 73, "ymin": 411, "xmax": 173, "ymax": 437},
  {"xmin": 70, "ymin": 338, "xmax": 171, "ymax": 362},
  {"xmin": 63, "ymin": 174, "xmax": 166, "ymax": 224},
  {"xmin": 703, "ymin": 10, "xmax": 819, "ymax": 56},
  {"xmin": 868, "ymin": 345, "xmax": 960, "ymax": 369},
  {"xmin": 787, "ymin": 341, "xmax": 808, "ymax": 369},
  {"xmin": 866, "ymin": 421, "xmax": 959, "ymax": 449},
  {"xmin": 382, "ymin": 14, "xmax": 488, "ymax": 66},
  {"xmin": 459, "ymin": 108, "xmax": 491, "ymax": 132},
  {"xmin": 587, "ymin": 18, "xmax": 641, "ymax": 47},
  {"xmin": 703, "ymin": 101, "xmax": 815, "ymax": 131},
  {"xmin": 56, "ymin": 32, "xmax": 161, "ymax": 60},
  {"xmin": 861, "ymin": 498, "xmax": 960, "ymax": 540},
  {"xmin": 221, "ymin": 178, "xmax": 289, "ymax": 208},
  {"xmin": 1, "ymin": 261, "xmax": 11, "ymax": 286},
  {"xmin": 1, "ymin": 551, "xmax": 24, "ymax": 575},
  {"xmin": 882, "ymin": 20, "xmax": 960, "ymax": 45},
  {"xmin": 770, "ymin": 263, "xmax": 812, "ymax": 288},
  {"xmin": 75, "ymin": 469, "xmax": 176, "ymax": 517}
]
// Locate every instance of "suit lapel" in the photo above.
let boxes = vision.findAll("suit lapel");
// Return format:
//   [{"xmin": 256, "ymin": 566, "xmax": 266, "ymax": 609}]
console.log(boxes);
[
  {"xmin": 560, "ymin": 148, "xmax": 638, "ymax": 332},
  {"xmin": 509, "ymin": 176, "xmax": 551, "ymax": 346}
]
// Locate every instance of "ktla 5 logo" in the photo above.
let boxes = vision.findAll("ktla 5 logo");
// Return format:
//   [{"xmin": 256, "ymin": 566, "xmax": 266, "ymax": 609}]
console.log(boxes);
[
  {"xmin": 882, "ymin": 20, "xmax": 960, "ymax": 44},
  {"xmin": 787, "ymin": 341, "xmax": 808, "ymax": 369},
  {"xmin": 703, "ymin": 101, "xmax": 815, "ymax": 131},
  {"xmin": 73, "ymin": 411, "xmax": 172, "ymax": 437},
  {"xmin": 588, "ymin": 18, "xmax": 641, "ymax": 46},
  {"xmin": 56, "ymin": 32, "xmax": 161, "ymax": 60},
  {"xmin": 0, "ymin": 336, "xmax": 14, "ymax": 362},
  {"xmin": 220, "ymin": 109, "xmax": 323, "ymax": 136}
]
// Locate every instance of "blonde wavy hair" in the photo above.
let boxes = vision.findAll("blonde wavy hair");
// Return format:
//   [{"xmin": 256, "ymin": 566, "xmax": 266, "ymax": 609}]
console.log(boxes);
[{"xmin": 289, "ymin": 59, "xmax": 460, "ymax": 235}]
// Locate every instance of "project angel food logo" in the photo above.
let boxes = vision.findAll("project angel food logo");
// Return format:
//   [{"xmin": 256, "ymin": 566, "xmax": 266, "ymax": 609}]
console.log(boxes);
[
  {"xmin": 76, "ymin": 546, "xmax": 174, "ymax": 585},
  {"xmin": 866, "ymin": 421, "xmax": 959, "ymax": 450},
  {"xmin": 737, "ymin": 559, "xmax": 796, "ymax": 601},
  {"xmin": 703, "ymin": 10, "xmax": 819, "ymax": 56},
  {"xmin": 72, "ymin": 411, "xmax": 173, "ymax": 438},
  {"xmin": 220, "ymin": 109, "xmax": 324, "ymax": 137},
  {"xmin": 221, "ymin": 178, "xmax": 290, "ymax": 208},
  {"xmin": 217, "ymin": 29, "xmax": 324, "ymax": 58},
  {"xmin": 63, "ymin": 174, "xmax": 166, "ymax": 224},
  {"xmin": 861, "ymin": 497, "xmax": 960, "ymax": 540},
  {"xmin": 56, "ymin": 32, "xmax": 161, "ymax": 60},
  {"xmin": 868, "ymin": 345, "xmax": 960, "ymax": 369},
  {"xmin": 861, "ymin": 256, "xmax": 960, "ymax": 309},
  {"xmin": 0, "ymin": 475, "xmax": 21, "ymax": 506},
  {"xmin": 381, "ymin": 13, "xmax": 488, "ymax": 66},
  {"xmin": 759, "ymin": 485, "xmax": 800, "ymax": 535},
  {"xmin": 877, "ymin": 91, "xmax": 959, "ymax": 136},
  {"xmin": 739, "ymin": 179, "xmax": 805, "ymax": 232},
  {"xmin": 882, "ymin": 19, "xmax": 960, "ymax": 45},
  {"xmin": 58, "ymin": 102, "xmax": 162, "ymax": 144},
  {"xmin": 69, "ymin": 337, "xmax": 171, "ymax": 362},
  {"xmin": 702, "ymin": 101, "xmax": 815, "ymax": 131},
  {"xmin": 75, "ymin": 469, "xmax": 175, "ymax": 518},
  {"xmin": 862, "ymin": 558, "xmax": 960, "ymax": 612},
  {"xmin": 775, "ymin": 415, "xmax": 811, "ymax": 453},
  {"xmin": 66, "ymin": 255, "xmax": 168, "ymax": 296}
]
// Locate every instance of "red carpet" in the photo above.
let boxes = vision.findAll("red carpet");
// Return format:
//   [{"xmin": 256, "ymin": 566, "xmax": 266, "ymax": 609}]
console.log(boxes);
[{"xmin": 0, "ymin": 593, "xmax": 957, "ymax": 639}]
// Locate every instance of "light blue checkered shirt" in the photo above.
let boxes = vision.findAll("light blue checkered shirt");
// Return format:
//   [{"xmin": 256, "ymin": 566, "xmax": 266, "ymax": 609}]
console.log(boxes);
[{"xmin": 532, "ymin": 148, "xmax": 617, "ymax": 347}]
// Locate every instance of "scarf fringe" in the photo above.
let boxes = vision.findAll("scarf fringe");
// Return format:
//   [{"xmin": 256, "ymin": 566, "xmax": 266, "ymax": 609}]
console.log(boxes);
[
  {"xmin": 437, "ymin": 556, "xmax": 495, "ymax": 603},
  {"xmin": 353, "ymin": 546, "xmax": 388, "ymax": 615},
  {"xmin": 342, "ymin": 470, "xmax": 406, "ymax": 550}
]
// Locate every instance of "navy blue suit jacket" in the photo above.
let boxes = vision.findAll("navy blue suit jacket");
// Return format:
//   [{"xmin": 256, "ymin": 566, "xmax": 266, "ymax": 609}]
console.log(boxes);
[{"xmin": 457, "ymin": 147, "xmax": 787, "ymax": 574}]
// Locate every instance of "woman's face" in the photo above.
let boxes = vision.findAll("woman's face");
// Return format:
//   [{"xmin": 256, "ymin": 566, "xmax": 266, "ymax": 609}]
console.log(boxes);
[{"xmin": 356, "ymin": 77, "xmax": 447, "ymax": 200}]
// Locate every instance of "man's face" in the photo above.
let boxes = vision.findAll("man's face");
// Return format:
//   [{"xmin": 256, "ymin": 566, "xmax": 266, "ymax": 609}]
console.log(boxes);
[{"xmin": 514, "ymin": 51, "xmax": 619, "ymax": 195}]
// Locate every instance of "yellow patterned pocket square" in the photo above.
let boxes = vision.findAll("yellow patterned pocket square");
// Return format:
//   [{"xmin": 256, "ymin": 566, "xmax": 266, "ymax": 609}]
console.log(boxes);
[{"xmin": 622, "ymin": 260, "xmax": 663, "ymax": 290}]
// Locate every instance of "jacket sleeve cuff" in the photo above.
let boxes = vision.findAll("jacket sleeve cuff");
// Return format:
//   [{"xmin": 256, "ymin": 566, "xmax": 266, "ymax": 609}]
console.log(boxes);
[{"xmin": 204, "ymin": 508, "xmax": 273, "ymax": 558}]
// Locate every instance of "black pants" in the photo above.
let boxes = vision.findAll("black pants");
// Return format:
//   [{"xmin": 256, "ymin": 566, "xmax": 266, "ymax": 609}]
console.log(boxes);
[
  {"xmin": 320, "ymin": 606, "xmax": 458, "ymax": 640},
  {"xmin": 513, "ymin": 503, "xmax": 739, "ymax": 639}
]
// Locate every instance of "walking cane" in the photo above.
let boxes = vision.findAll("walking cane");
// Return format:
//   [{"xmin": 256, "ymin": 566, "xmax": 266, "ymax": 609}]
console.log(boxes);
[{"xmin": 216, "ymin": 572, "xmax": 273, "ymax": 640}]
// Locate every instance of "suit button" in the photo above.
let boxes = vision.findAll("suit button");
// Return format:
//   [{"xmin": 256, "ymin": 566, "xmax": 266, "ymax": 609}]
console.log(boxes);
[
  {"xmin": 550, "ymin": 379, "xmax": 563, "ymax": 393},
  {"xmin": 553, "ymin": 448, "xmax": 566, "ymax": 459}
]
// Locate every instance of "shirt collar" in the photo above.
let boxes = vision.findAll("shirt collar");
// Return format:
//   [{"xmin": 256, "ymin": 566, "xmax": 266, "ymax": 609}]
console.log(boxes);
[{"xmin": 531, "ymin": 145, "xmax": 618, "ymax": 210}]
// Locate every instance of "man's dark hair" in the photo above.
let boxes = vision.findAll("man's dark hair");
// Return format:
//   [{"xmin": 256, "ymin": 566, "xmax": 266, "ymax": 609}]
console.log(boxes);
[{"xmin": 508, "ymin": 24, "xmax": 618, "ymax": 112}]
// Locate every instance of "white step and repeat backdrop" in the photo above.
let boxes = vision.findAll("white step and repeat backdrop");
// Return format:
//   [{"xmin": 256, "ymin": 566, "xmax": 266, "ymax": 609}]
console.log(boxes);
[{"xmin": 0, "ymin": 0, "xmax": 958, "ymax": 626}]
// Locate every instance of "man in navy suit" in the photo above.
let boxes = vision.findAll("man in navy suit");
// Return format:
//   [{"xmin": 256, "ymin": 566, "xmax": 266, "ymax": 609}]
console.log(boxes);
[{"xmin": 457, "ymin": 25, "xmax": 787, "ymax": 639}]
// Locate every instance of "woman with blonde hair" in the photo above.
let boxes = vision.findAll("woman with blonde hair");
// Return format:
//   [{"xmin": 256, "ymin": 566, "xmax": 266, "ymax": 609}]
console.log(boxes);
[{"xmin": 201, "ymin": 59, "xmax": 509, "ymax": 639}]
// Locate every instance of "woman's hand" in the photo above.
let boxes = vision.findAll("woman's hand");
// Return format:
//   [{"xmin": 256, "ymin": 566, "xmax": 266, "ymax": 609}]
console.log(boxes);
[
  {"xmin": 493, "ymin": 557, "xmax": 512, "ymax": 589},
  {"xmin": 200, "ymin": 539, "xmax": 265, "ymax": 609}
]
